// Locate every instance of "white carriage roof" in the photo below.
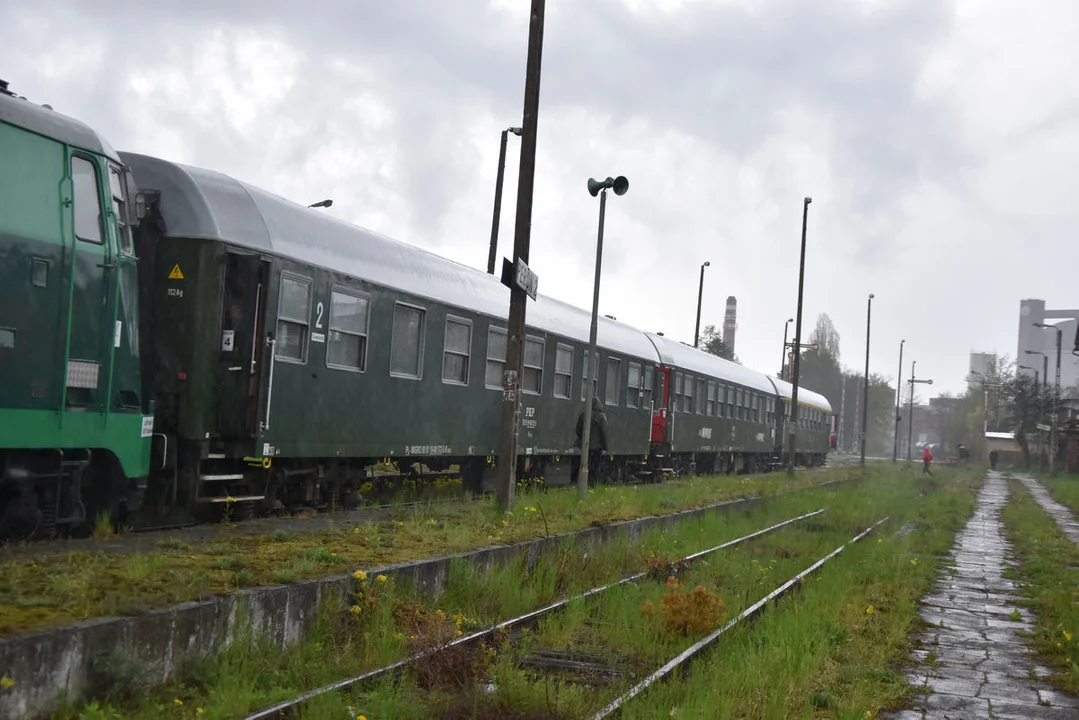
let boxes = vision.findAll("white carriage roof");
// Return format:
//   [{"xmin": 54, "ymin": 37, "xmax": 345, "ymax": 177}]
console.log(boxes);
[
  {"xmin": 1, "ymin": 92, "xmax": 120, "ymax": 162},
  {"xmin": 119, "ymin": 152, "xmax": 659, "ymax": 362},
  {"xmin": 770, "ymin": 376, "xmax": 833, "ymax": 413},
  {"xmin": 645, "ymin": 333, "xmax": 780, "ymax": 396}
]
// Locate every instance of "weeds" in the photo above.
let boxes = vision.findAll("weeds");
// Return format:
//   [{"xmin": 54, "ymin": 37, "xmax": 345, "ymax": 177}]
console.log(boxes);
[{"xmin": 1000, "ymin": 477, "xmax": 1079, "ymax": 693}]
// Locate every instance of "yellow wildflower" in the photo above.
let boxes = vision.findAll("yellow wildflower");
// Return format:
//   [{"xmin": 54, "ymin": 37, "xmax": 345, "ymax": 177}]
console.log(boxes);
[
  {"xmin": 349, "ymin": 605, "xmax": 362, "ymax": 616},
  {"xmin": 377, "ymin": 574, "xmax": 388, "ymax": 582},
  {"xmin": 865, "ymin": 605, "xmax": 875, "ymax": 615},
  {"xmin": 1064, "ymin": 630, "xmax": 1073, "ymax": 642},
  {"xmin": 353, "ymin": 570, "xmax": 367, "ymax": 581},
  {"xmin": 0, "ymin": 677, "xmax": 13, "ymax": 689},
  {"xmin": 174, "ymin": 698, "xmax": 184, "ymax": 705}
]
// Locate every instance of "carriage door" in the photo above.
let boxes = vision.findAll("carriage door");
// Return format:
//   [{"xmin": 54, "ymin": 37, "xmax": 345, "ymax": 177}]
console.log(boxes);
[
  {"xmin": 216, "ymin": 252, "xmax": 269, "ymax": 438},
  {"xmin": 64, "ymin": 154, "xmax": 114, "ymax": 410},
  {"xmin": 650, "ymin": 367, "xmax": 670, "ymax": 444}
]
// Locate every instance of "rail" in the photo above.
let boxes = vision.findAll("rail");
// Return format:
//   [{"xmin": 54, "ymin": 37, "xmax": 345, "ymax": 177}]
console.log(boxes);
[{"xmin": 242, "ymin": 507, "xmax": 826, "ymax": 720}]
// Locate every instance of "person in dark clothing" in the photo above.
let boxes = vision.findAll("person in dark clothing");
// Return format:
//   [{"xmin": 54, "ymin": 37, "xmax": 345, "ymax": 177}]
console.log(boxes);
[
  {"xmin": 989, "ymin": 450, "xmax": 999, "ymax": 471},
  {"xmin": 922, "ymin": 446, "xmax": 933, "ymax": 476},
  {"xmin": 571, "ymin": 397, "xmax": 609, "ymax": 486}
]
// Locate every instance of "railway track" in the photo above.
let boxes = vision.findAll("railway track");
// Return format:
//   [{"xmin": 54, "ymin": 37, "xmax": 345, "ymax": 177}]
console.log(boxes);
[{"xmin": 241, "ymin": 506, "xmax": 889, "ymax": 719}]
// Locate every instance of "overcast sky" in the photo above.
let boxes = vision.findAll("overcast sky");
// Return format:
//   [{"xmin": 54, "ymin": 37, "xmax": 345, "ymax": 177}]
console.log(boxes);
[{"xmin": 4, "ymin": 0, "xmax": 1077, "ymax": 398}]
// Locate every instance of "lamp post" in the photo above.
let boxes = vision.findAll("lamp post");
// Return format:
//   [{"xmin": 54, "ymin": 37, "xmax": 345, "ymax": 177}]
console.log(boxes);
[
  {"xmin": 860, "ymin": 293, "xmax": 874, "ymax": 466},
  {"xmin": 1024, "ymin": 349, "xmax": 1048, "ymax": 390},
  {"xmin": 781, "ymin": 317, "xmax": 793, "ymax": 379},
  {"xmin": 486, "ymin": 126, "xmax": 523, "ymax": 275},
  {"xmin": 578, "ymin": 174, "xmax": 629, "ymax": 498},
  {"xmin": 787, "ymin": 197, "xmax": 812, "ymax": 475},
  {"xmin": 308, "ymin": 199, "xmax": 332, "ymax": 208},
  {"xmin": 494, "ymin": 0, "xmax": 545, "ymax": 511},
  {"xmin": 693, "ymin": 261, "xmax": 711, "ymax": 348},
  {"xmin": 893, "ymin": 339, "xmax": 904, "ymax": 462},
  {"xmin": 1034, "ymin": 322, "xmax": 1063, "ymax": 474}
]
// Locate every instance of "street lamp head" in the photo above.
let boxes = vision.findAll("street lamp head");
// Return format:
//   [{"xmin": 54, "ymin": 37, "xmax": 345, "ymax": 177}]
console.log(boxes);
[
  {"xmin": 787, "ymin": 317, "xmax": 793, "ymax": 323},
  {"xmin": 702, "ymin": 261, "xmax": 711, "ymax": 268},
  {"xmin": 507, "ymin": 126, "xmax": 523, "ymax": 136},
  {"xmin": 869, "ymin": 293, "xmax": 875, "ymax": 299},
  {"xmin": 308, "ymin": 199, "xmax": 333, "ymax": 208},
  {"xmin": 804, "ymin": 196, "xmax": 812, "ymax": 204}
]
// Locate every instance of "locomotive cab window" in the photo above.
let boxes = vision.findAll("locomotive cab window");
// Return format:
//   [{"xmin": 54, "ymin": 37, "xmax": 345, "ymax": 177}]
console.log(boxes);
[
  {"xmin": 390, "ymin": 303, "xmax": 426, "ymax": 379},
  {"xmin": 605, "ymin": 357, "xmax": 621, "ymax": 406},
  {"xmin": 522, "ymin": 335, "xmax": 544, "ymax": 394},
  {"xmin": 275, "ymin": 275, "xmax": 312, "ymax": 362},
  {"xmin": 442, "ymin": 316, "xmax": 472, "ymax": 385},
  {"xmin": 485, "ymin": 326, "xmax": 507, "ymax": 389},
  {"xmin": 327, "ymin": 289, "xmax": 370, "ymax": 371},
  {"xmin": 554, "ymin": 344, "xmax": 573, "ymax": 399},
  {"xmin": 72, "ymin": 155, "xmax": 104, "ymax": 245},
  {"xmin": 108, "ymin": 164, "xmax": 134, "ymax": 255}
]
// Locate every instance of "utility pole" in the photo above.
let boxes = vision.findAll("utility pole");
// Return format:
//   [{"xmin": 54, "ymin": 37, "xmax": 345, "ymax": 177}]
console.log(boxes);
[
  {"xmin": 893, "ymin": 339, "xmax": 904, "ymax": 462},
  {"xmin": 1035, "ymin": 323, "xmax": 1063, "ymax": 474},
  {"xmin": 839, "ymin": 378, "xmax": 847, "ymax": 452},
  {"xmin": 787, "ymin": 197, "xmax": 812, "ymax": 475},
  {"xmin": 578, "ymin": 175, "xmax": 629, "ymax": 497},
  {"xmin": 495, "ymin": 0, "xmax": 545, "ymax": 511},
  {"xmin": 860, "ymin": 293, "xmax": 874, "ymax": 466}
]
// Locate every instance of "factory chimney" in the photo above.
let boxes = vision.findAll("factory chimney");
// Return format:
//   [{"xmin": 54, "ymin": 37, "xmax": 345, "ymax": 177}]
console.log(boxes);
[{"xmin": 723, "ymin": 296, "xmax": 738, "ymax": 354}]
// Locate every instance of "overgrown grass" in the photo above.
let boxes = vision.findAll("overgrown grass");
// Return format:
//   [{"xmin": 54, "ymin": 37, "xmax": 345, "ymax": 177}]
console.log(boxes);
[
  {"xmin": 240, "ymin": 464, "xmax": 979, "ymax": 719},
  {"xmin": 0, "ymin": 466, "xmax": 867, "ymax": 637},
  {"xmin": 1000, "ymin": 476, "xmax": 1079, "ymax": 693}
]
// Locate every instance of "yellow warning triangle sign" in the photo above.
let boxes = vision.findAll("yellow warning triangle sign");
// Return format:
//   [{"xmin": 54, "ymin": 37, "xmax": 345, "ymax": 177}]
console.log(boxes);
[{"xmin": 168, "ymin": 264, "xmax": 184, "ymax": 280}]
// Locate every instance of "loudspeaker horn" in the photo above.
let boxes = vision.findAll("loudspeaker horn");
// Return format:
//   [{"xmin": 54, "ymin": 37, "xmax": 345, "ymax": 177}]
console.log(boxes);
[{"xmin": 611, "ymin": 175, "xmax": 629, "ymax": 196}]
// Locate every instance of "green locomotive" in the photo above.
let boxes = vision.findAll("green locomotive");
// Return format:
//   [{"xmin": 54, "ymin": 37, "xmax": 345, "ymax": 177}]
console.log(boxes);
[{"xmin": 0, "ymin": 81, "xmax": 152, "ymax": 539}]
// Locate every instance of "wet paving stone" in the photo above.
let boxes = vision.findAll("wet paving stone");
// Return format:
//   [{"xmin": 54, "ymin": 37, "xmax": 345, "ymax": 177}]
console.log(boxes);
[
  {"xmin": 884, "ymin": 472, "xmax": 1079, "ymax": 718},
  {"xmin": 1013, "ymin": 473, "xmax": 1079, "ymax": 547}
]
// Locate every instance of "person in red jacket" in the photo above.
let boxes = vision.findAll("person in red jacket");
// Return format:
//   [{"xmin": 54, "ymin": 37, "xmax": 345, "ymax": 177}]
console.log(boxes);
[{"xmin": 922, "ymin": 446, "xmax": 934, "ymax": 476}]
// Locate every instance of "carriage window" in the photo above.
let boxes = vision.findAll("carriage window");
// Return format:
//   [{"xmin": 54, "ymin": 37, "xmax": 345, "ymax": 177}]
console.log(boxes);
[
  {"xmin": 643, "ymin": 366, "xmax": 654, "ymax": 408},
  {"xmin": 442, "ymin": 316, "xmax": 471, "ymax": 384},
  {"xmin": 673, "ymin": 373, "xmax": 683, "ymax": 412},
  {"xmin": 390, "ymin": 303, "xmax": 425, "ymax": 379},
  {"xmin": 605, "ymin": 357, "xmax": 622, "ymax": 406},
  {"xmin": 683, "ymin": 375, "xmax": 694, "ymax": 414},
  {"xmin": 108, "ymin": 165, "xmax": 134, "ymax": 254},
  {"xmin": 522, "ymin": 335, "xmax": 544, "ymax": 394},
  {"xmin": 727, "ymin": 386, "xmax": 735, "ymax": 418},
  {"xmin": 326, "ymin": 289, "xmax": 369, "ymax": 371},
  {"xmin": 554, "ymin": 344, "xmax": 573, "ymax": 398},
  {"xmin": 275, "ymin": 275, "xmax": 311, "ymax": 362},
  {"xmin": 707, "ymin": 382, "xmax": 716, "ymax": 416},
  {"xmin": 696, "ymin": 379, "xmax": 707, "ymax": 415},
  {"xmin": 627, "ymin": 362, "xmax": 642, "ymax": 408},
  {"xmin": 72, "ymin": 156, "xmax": 104, "ymax": 245},
  {"xmin": 582, "ymin": 351, "xmax": 599, "ymax": 400},
  {"xmin": 485, "ymin": 326, "xmax": 507, "ymax": 389}
]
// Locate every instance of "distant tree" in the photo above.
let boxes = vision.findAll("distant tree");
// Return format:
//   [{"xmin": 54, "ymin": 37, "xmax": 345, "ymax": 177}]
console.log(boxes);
[
  {"xmin": 808, "ymin": 314, "xmax": 842, "ymax": 363},
  {"xmin": 699, "ymin": 324, "xmax": 738, "ymax": 363},
  {"xmin": 1001, "ymin": 372, "xmax": 1052, "ymax": 469}
]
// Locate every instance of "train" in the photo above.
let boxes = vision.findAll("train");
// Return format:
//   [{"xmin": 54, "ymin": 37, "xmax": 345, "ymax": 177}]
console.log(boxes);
[{"xmin": 0, "ymin": 81, "xmax": 835, "ymax": 541}]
